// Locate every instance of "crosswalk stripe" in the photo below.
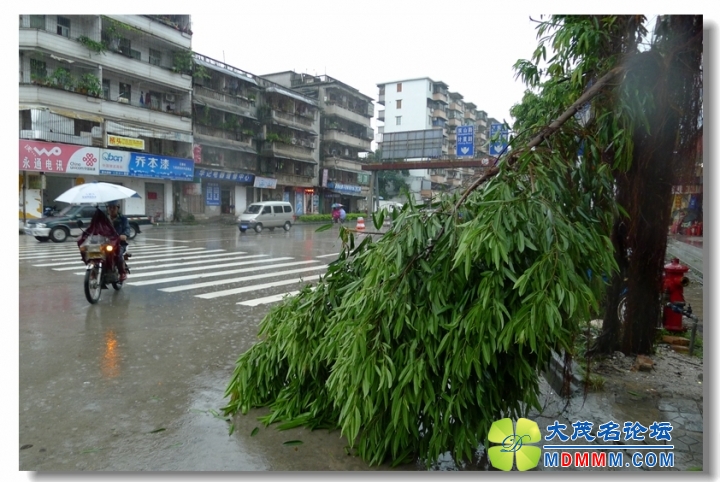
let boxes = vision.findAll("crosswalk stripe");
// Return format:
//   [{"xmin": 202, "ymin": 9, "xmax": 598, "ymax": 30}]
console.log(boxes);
[
  {"xmin": 21, "ymin": 245, "xmax": 203, "ymax": 261},
  {"xmin": 237, "ymin": 287, "xmax": 317, "ymax": 307},
  {"xmin": 34, "ymin": 249, "xmax": 228, "ymax": 267},
  {"xmin": 72, "ymin": 255, "xmax": 276, "ymax": 277},
  {"xmin": 130, "ymin": 254, "xmax": 270, "ymax": 271},
  {"xmin": 194, "ymin": 274, "xmax": 322, "ymax": 299},
  {"xmin": 126, "ymin": 260, "xmax": 320, "ymax": 286},
  {"xmin": 160, "ymin": 268, "xmax": 325, "ymax": 294},
  {"xmin": 52, "ymin": 248, "xmax": 221, "ymax": 271}
]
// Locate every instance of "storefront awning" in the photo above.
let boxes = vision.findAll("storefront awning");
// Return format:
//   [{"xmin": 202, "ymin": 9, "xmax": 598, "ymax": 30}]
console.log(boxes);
[
  {"xmin": 329, "ymin": 190, "xmax": 366, "ymax": 198},
  {"xmin": 20, "ymin": 105, "xmax": 104, "ymax": 123}
]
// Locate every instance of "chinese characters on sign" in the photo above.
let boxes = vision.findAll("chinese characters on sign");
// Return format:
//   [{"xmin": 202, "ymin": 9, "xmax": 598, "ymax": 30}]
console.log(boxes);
[
  {"xmin": 107, "ymin": 134, "xmax": 145, "ymax": 150},
  {"xmin": 455, "ymin": 125, "xmax": 474, "ymax": 157},
  {"xmin": 129, "ymin": 153, "xmax": 194, "ymax": 180},
  {"xmin": 196, "ymin": 169, "xmax": 254, "ymax": 183},
  {"xmin": 327, "ymin": 181, "xmax": 362, "ymax": 194},
  {"xmin": 19, "ymin": 140, "xmax": 100, "ymax": 175}
]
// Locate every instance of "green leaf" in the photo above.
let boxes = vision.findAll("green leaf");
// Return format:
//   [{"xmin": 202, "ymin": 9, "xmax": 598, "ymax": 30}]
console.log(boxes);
[
  {"xmin": 251, "ymin": 427, "xmax": 259, "ymax": 437},
  {"xmin": 283, "ymin": 440, "xmax": 304, "ymax": 446}
]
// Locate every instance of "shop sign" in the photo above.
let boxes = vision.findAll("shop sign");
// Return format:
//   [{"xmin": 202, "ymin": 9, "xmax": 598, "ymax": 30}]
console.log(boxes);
[
  {"xmin": 322, "ymin": 168, "xmax": 328, "ymax": 187},
  {"xmin": 196, "ymin": 168, "xmax": 254, "ymax": 183},
  {"xmin": 254, "ymin": 176, "xmax": 278, "ymax": 189},
  {"xmin": 183, "ymin": 181, "xmax": 202, "ymax": 195},
  {"xmin": 19, "ymin": 140, "xmax": 100, "ymax": 175},
  {"xmin": 99, "ymin": 149, "xmax": 132, "ymax": 176},
  {"xmin": 128, "ymin": 153, "xmax": 194, "ymax": 180},
  {"xmin": 193, "ymin": 144, "xmax": 203, "ymax": 163},
  {"xmin": 671, "ymin": 185, "xmax": 702, "ymax": 194},
  {"xmin": 107, "ymin": 134, "xmax": 145, "ymax": 150},
  {"xmin": 206, "ymin": 182, "xmax": 220, "ymax": 206},
  {"xmin": 327, "ymin": 181, "xmax": 362, "ymax": 194}
]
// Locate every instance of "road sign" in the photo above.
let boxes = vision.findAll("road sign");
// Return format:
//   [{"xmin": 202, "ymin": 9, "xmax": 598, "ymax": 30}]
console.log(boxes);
[
  {"xmin": 456, "ymin": 125, "xmax": 474, "ymax": 157},
  {"xmin": 489, "ymin": 123, "xmax": 509, "ymax": 156}
]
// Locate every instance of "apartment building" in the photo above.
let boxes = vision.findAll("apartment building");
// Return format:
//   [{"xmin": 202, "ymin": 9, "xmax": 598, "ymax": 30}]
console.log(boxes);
[
  {"xmin": 376, "ymin": 77, "xmax": 496, "ymax": 202},
  {"xmin": 262, "ymin": 72, "xmax": 374, "ymax": 213},
  {"xmin": 19, "ymin": 15, "xmax": 194, "ymax": 222}
]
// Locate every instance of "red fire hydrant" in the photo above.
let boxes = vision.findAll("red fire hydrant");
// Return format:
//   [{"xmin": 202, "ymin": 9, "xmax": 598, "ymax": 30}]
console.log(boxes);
[{"xmin": 662, "ymin": 258, "xmax": 690, "ymax": 332}]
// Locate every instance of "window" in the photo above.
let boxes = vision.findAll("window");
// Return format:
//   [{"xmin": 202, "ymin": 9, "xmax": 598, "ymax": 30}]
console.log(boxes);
[
  {"xmin": 119, "ymin": 82, "xmax": 131, "ymax": 103},
  {"xmin": 283, "ymin": 205, "xmax": 292, "ymax": 213},
  {"xmin": 102, "ymin": 79, "xmax": 110, "ymax": 100},
  {"xmin": 30, "ymin": 59, "xmax": 47, "ymax": 80},
  {"xmin": 396, "ymin": 82, "xmax": 402, "ymax": 92},
  {"xmin": 396, "ymin": 99, "xmax": 402, "ymax": 109},
  {"xmin": 130, "ymin": 49, "xmax": 141, "ymax": 60},
  {"xmin": 262, "ymin": 206, "xmax": 272, "ymax": 214},
  {"xmin": 149, "ymin": 49, "xmax": 162, "ymax": 66},
  {"xmin": 56, "ymin": 16, "xmax": 70, "ymax": 37},
  {"xmin": 396, "ymin": 116, "xmax": 402, "ymax": 125},
  {"xmin": 30, "ymin": 15, "xmax": 45, "ymax": 29},
  {"xmin": 273, "ymin": 206, "xmax": 283, "ymax": 214},
  {"xmin": 118, "ymin": 38, "xmax": 132, "ymax": 57}
]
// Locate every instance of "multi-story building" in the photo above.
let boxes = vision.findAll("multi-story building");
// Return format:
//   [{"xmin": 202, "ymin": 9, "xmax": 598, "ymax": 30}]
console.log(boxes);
[
  {"xmin": 375, "ymin": 77, "xmax": 493, "ymax": 202},
  {"xmin": 262, "ymin": 72, "xmax": 374, "ymax": 213},
  {"xmin": 187, "ymin": 53, "xmax": 261, "ymax": 218},
  {"xmin": 19, "ymin": 15, "xmax": 195, "ymax": 222},
  {"xmin": 254, "ymin": 75, "xmax": 321, "ymax": 215}
]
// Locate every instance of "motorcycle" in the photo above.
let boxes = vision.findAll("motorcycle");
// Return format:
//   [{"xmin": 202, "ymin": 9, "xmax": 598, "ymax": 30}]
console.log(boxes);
[{"xmin": 76, "ymin": 217, "xmax": 132, "ymax": 304}]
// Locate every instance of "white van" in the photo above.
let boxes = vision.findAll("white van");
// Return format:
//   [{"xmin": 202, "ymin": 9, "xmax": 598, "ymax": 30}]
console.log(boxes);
[{"xmin": 238, "ymin": 201, "xmax": 295, "ymax": 233}]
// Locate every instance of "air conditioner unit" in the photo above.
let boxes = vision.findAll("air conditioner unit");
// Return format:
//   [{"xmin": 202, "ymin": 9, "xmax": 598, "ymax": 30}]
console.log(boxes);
[{"xmin": 165, "ymin": 93, "xmax": 176, "ymax": 102}]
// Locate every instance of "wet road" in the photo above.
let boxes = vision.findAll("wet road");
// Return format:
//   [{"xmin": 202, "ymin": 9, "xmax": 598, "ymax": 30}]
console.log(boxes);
[{"xmin": 19, "ymin": 223, "xmax": 411, "ymax": 471}]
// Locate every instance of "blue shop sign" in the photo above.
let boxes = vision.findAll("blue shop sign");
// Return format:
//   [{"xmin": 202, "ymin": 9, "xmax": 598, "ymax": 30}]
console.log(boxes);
[
  {"xmin": 128, "ymin": 153, "xmax": 194, "ymax": 180},
  {"xmin": 327, "ymin": 181, "xmax": 362, "ymax": 194},
  {"xmin": 196, "ymin": 168, "xmax": 254, "ymax": 184}
]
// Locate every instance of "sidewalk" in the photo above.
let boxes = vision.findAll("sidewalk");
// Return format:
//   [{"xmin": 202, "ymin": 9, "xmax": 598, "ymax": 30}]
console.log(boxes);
[{"xmin": 666, "ymin": 235, "xmax": 704, "ymax": 279}]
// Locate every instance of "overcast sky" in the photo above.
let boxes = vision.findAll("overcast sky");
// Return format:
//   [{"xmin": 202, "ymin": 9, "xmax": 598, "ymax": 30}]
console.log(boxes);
[{"xmin": 190, "ymin": 7, "xmax": 544, "ymax": 131}]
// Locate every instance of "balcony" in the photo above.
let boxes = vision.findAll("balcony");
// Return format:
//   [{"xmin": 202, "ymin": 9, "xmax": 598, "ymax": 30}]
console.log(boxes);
[
  {"xmin": 112, "ymin": 15, "xmax": 191, "ymax": 48},
  {"xmin": 261, "ymin": 142, "xmax": 317, "ymax": 164},
  {"xmin": 194, "ymin": 86, "xmax": 257, "ymax": 118},
  {"xmin": 432, "ymin": 92, "xmax": 449, "ymax": 104},
  {"xmin": 322, "ymin": 157, "xmax": 364, "ymax": 173},
  {"xmin": 19, "ymin": 28, "xmax": 191, "ymax": 91},
  {"xmin": 377, "ymin": 92, "xmax": 385, "ymax": 105},
  {"xmin": 324, "ymin": 103, "xmax": 372, "ymax": 126},
  {"xmin": 378, "ymin": 110, "xmax": 385, "ymax": 122},
  {"xmin": 276, "ymin": 172, "xmax": 315, "ymax": 187},
  {"xmin": 449, "ymin": 102, "xmax": 463, "ymax": 112},
  {"xmin": 271, "ymin": 109, "xmax": 316, "ymax": 133},
  {"xmin": 465, "ymin": 111, "xmax": 476, "ymax": 121},
  {"xmin": 448, "ymin": 117, "xmax": 462, "ymax": 127},
  {"xmin": 448, "ymin": 132, "xmax": 456, "ymax": 142},
  {"xmin": 194, "ymin": 125, "xmax": 255, "ymax": 152},
  {"xmin": 20, "ymin": 84, "xmax": 192, "ymax": 134},
  {"xmin": 432, "ymin": 109, "xmax": 447, "ymax": 120},
  {"xmin": 323, "ymin": 130, "xmax": 372, "ymax": 151}
]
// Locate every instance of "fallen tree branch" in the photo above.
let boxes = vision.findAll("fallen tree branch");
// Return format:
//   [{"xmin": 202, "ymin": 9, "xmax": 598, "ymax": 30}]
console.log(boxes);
[{"xmin": 454, "ymin": 65, "xmax": 626, "ymax": 211}]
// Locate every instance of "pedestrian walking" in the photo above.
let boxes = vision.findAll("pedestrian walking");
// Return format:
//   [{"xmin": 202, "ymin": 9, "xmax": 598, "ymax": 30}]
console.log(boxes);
[{"xmin": 339, "ymin": 207, "xmax": 347, "ymax": 224}]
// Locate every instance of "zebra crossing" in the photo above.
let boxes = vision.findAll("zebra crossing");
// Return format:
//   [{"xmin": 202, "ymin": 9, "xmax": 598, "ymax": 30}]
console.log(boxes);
[{"xmin": 19, "ymin": 241, "xmax": 338, "ymax": 307}]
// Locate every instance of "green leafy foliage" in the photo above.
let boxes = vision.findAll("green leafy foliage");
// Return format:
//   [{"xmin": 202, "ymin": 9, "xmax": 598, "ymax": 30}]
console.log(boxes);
[{"xmin": 223, "ymin": 146, "xmax": 617, "ymax": 467}]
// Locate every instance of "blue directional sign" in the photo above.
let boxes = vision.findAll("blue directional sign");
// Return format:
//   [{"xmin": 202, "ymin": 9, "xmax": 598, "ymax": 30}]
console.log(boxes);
[
  {"xmin": 489, "ymin": 123, "xmax": 509, "ymax": 156},
  {"xmin": 456, "ymin": 125, "xmax": 474, "ymax": 157}
]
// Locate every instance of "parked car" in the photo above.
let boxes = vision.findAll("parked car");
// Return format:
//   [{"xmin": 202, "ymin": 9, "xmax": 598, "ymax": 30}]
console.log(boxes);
[
  {"xmin": 23, "ymin": 204, "xmax": 153, "ymax": 243},
  {"xmin": 238, "ymin": 201, "xmax": 294, "ymax": 233}
]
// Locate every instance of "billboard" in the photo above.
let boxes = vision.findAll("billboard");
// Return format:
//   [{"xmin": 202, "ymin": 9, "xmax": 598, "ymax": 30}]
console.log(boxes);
[{"xmin": 380, "ymin": 129, "xmax": 444, "ymax": 160}]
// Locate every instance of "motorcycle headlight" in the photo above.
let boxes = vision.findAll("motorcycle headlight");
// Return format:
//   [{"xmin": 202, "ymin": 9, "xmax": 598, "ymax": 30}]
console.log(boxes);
[{"xmin": 105, "ymin": 245, "xmax": 114, "ymax": 252}]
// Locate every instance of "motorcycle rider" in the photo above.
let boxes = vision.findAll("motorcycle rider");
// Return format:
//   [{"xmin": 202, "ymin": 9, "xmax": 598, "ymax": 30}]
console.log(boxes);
[{"xmin": 106, "ymin": 200, "xmax": 130, "ymax": 281}]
